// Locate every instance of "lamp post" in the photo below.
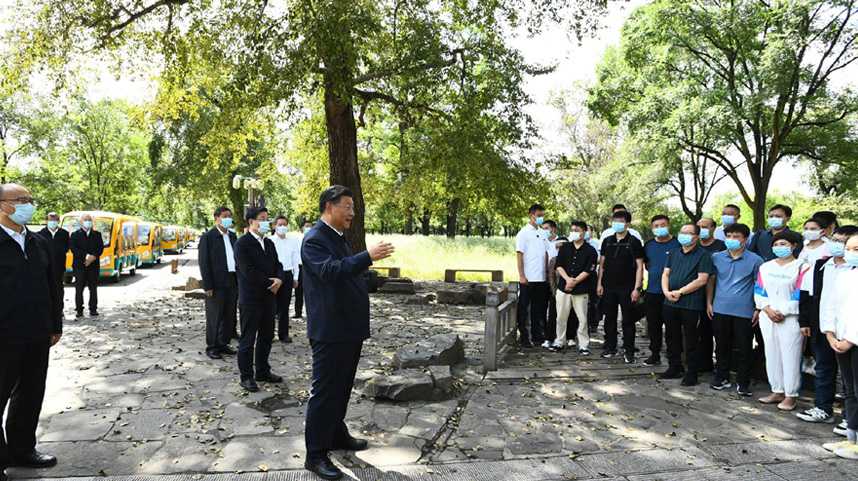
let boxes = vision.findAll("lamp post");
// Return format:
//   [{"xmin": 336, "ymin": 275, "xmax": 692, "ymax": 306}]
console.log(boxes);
[{"xmin": 232, "ymin": 175, "xmax": 264, "ymax": 219}]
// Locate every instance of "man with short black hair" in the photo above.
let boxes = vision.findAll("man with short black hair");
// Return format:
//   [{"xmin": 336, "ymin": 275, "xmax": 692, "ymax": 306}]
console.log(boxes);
[
  {"xmin": 706, "ymin": 223, "xmax": 763, "ymax": 395},
  {"xmin": 198, "ymin": 206, "xmax": 239, "ymax": 359},
  {"xmin": 234, "ymin": 207, "xmax": 283, "ymax": 393},
  {"xmin": 303, "ymin": 186, "xmax": 394, "ymax": 480},
  {"xmin": 552, "ymin": 221, "xmax": 597, "ymax": 354},
  {"xmin": 660, "ymin": 223, "xmax": 713, "ymax": 386},
  {"xmin": 69, "ymin": 213, "xmax": 104, "ymax": 318},
  {"xmin": 270, "ymin": 215, "xmax": 300, "ymax": 343},
  {"xmin": 643, "ymin": 214, "xmax": 679, "ymax": 366},
  {"xmin": 38, "ymin": 212, "xmax": 70, "ymax": 315},
  {"xmin": 749, "ymin": 204, "xmax": 803, "ymax": 260},
  {"xmin": 598, "ymin": 210, "xmax": 644, "ymax": 363},
  {"xmin": 516, "ymin": 203, "xmax": 550, "ymax": 348},
  {"xmin": 600, "ymin": 204, "xmax": 643, "ymax": 242},
  {"xmin": 714, "ymin": 204, "xmax": 742, "ymax": 241},
  {"xmin": 293, "ymin": 220, "xmax": 314, "ymax": 319},
  {"xmin": 543, "ymin": 219, "xmax": 560, "ymax": 348}
]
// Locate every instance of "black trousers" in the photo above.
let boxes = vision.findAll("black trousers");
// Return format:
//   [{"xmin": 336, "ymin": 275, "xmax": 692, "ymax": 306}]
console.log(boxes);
[
  {"xmin": 305, "ymin": 340, "xmax": 363, "ymax": 460},
  {"xmin": 587, "ymin": 283, "xmax": 600, "ymax": 333},
  {"xmin": 205, "ymin": 275, "xmax": 238, "ymax": 353},
  {"xmin": 52, "ymin": 270, "xmax": 64, "ymax": 314},
  {"xmin": 602, "ymin": 287, "xmax": 636, "ymax": 352},
  {"xmin": 74, "ymin": 266, "xmax": 98, "ymax": 313},
  {"xmin": 293, "ymin": 269, "xmax": 304, "ymax": 317},
  {"xmin": 237, "ymin": 301, "xmax": 275, "ymax": 381},
  {"xmin": 516, "ymin": 282, "xmax": 549, "ymax": 343},
  {"xmin": 712, "ymin": 313, "xmax": 754, "ymax": 387},
  {"xmin": 697, "ymin": 312, "xmax": 715, "ymax": 370},
  {"xmin": 546, "ymin": 294, "xmax": 557, "ymax": 343},
  {"xmin": 664, "ymin": 305, "xmax": 700, "ymax": 374},
  {"xmin": 0, "ymin": 341, "xmax": 50, "ymax": 471},
  {"xmin": 837, "ymin": 347, "xmax": 858, "ymax": 431},
  {"xmin": 276, "ymin": 271, "xmax": 295, "ymax": 340},
  {"xmin": 645, "ymin": 293, "xmax": 666, "ymax": 358}
]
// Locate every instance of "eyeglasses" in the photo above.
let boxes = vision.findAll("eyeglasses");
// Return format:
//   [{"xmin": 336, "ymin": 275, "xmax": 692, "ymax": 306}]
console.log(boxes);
[{"xmin": 0, "ymin": 196, "xmax": 36, "ymax": 204}]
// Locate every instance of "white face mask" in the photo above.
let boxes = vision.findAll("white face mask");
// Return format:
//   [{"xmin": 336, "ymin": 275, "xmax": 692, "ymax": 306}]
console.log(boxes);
[
  {"xmin": 569, "ymin": 232, "xmax": 582, "ymax": 242},
  {"xmin": 803, "ymin": 229, "xmax": 821, "ymax": 241},
  {"xmin": 275, "ymin": 226, "xmax": 288, "ymax": 236}
]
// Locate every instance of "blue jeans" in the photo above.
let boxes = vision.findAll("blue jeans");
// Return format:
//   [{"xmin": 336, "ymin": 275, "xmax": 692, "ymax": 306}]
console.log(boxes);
[{"xmin": 813, "ymin": 329, "xmax": 837, "ymax": 414}]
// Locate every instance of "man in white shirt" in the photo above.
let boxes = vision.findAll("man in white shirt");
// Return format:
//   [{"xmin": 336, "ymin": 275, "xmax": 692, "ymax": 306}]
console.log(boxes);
[
  {"xmin": 713, "ymin": 204, "xmax": 754, "ymax": 245},
  {"xmin": 270, "ymin": 215, "xmax": 301, "ymax": 343},
  {"xmin": 599, "ymin": 204, "xmax": 643, "ymax": 242},
  {"xmin": 516, "ymin": 203, "xmax": 550, "ymax": 348},
  {"xmin": 198, "ymin": 207, "xmax": 239, "ymax": 360},
  {"xmin": 543, "ymin": 220, "xmax": 561, "ymax": 348}
]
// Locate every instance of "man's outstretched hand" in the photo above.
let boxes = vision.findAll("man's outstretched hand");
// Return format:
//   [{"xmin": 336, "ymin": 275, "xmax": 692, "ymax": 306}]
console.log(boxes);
[{"xmin": 368, "ymin": 242, "xmax": 395, "ymax": 261}]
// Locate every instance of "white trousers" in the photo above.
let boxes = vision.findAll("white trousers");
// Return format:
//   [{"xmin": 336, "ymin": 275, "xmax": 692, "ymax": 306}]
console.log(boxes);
[
  {"xmin": 555, "ymin": 291, "xmax": 589, "ymax": 349},
  {"xmin": 759, "ymin": 313, "xmax": 803, "ymax": 397}
]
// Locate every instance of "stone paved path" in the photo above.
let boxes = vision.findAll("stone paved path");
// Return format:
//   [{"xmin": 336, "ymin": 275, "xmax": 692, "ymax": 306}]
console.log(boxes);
[{"xmin": 5, "ymin": 259, "xmax": 853, "ymax": 480}]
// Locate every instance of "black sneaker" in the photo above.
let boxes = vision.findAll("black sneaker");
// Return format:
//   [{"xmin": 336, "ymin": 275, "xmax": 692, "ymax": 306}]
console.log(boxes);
[
  {"xmin": 624, "ymin": 352, "xmax": 635, "ymax": 364},
  {"xmin": 601, "ymin": 350, "xmax": 617, "ymax": 359},
  {"xmin": 659, "ymin": 368, "xmax": 684, "ymax": 380},
  {"xmin": 736, "ymin": 385, "xmax": 752, "ymax": 397},
  {"xmin": 643, "ymin": 355, "xmax": 661, "ymax": 366},
  {"xmin": 710, "ymin": 378, "xmax": 732, "ymax": 391}
]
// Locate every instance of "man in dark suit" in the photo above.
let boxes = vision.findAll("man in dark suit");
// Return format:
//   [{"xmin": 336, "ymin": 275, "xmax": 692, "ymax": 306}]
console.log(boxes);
[
  {"xmin": 37, "ymin": 212, "xmax": 70, "ymax": 315},
  {"xmin": 198, "ymin": 206, "xmax": 239, "ymax": 360},
  {"xmin": 234, "ymin": 207, "xmax": 284, "ymax": 393},
  {"xmin": 0, "ymin": 183, "xmax": 62, "ymax": 481},
  {"xmin": 302, "ymin": 186, "xmax": 394, "ymax": 480},
  {"xmin": 69, "ymin": 213, "xmax": 104, "ymax": 317}
]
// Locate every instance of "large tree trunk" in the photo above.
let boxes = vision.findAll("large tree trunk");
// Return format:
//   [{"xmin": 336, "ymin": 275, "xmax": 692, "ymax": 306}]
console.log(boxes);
[
  {"xmin": 324, "ymin": 83, "xmax": 367, "ymax": 252},
  {"xmin": 421, "ymin": 208, "xmax": 431, "ymax": 236},
  {"xmin": 446, "ymin": 198, "xmax": 460, "ymax": 239}
]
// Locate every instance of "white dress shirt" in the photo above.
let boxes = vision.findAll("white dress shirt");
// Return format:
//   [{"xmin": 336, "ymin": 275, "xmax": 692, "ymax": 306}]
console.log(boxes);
[
  {"xmin": 219, "ymin": 227, "xmax": 236, "ymax": 273},
  {"xmin": 322, "ymin": 219, "xmax": 343, "ymax": 237},
  {"xmin": 2, "ymin": 224, "xmax": 26, "ymax": 253},
  {"xmin": 820, "ymin": 266, "xmax": 858, "ymax": 345},
  {"xmin": 270, "ymin": 234, "xmax": 301, "ymax": 277},
  {"xmin": 515, "ymin": 224, "xmax": 549, "ymax": 282}
]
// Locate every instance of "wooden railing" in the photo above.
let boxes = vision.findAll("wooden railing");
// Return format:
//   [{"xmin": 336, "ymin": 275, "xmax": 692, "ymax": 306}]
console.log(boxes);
[{"xmin": 483, "ymin": 283, "xmax": 519, "ymax": 372}]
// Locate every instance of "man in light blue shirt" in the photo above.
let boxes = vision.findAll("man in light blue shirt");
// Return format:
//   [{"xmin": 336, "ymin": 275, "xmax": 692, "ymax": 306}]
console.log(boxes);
[{"xmin": 706, "ymin": 223, "xmax": 763, "ymax": 396}]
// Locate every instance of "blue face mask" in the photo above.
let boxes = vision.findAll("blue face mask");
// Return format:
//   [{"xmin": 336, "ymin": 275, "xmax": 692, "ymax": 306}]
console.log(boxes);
[
  {"xmin": 845, "ymin": 251, "xmax": 858, "ymax": 268},
  {"xmin": 7, "ymin": 202, "xmax": 35, "ymax": 226},
  {"xmin": 258, "ymin": 221, "xmax": 271, "ymax": 234},
  {"xmin": 82, "ymin": 220, "xmax": 93, "ymax": 230},
  {"xmin": 677, "ymin": 233, "xmax": 694, "ymax": 246},
  {"xmin": 699, "ymin": 228, "xmax": 711, "ymax": 240},
  {"xmin": 47, "ymin": 220, "xmax": 59, "ymax": 230},
  {"xmin": 220, "ymin": 217, "xmax": 234, "ymax": 229},
  {"xmin": 652, "ymin": 227, "xmax": 669, "ymax": 238},
  {"xmin": 612, "ymin": 221, "xmax": 626, "ymax": 233},
  {"xmin": 768, "ymin": 217, "xmax": 784, "ymax": 229},
  {"xmin": 584, "ymin": 231, "xmax": 591, "ymax": 241},
  {"xmin": 772, "ymin": 245, "xmax": 793, "ymax": 259},
  {"xmin": 721, "ymin": 215, "xmax": 736, "ymax": 226},
  {"xmin": 725, "ymin": 239, "xmax": 743, "ymax": 251},
  {"xmin": 535, "ymin": 216, "xmax": 545, "ymax": 226},
  {"xmin": 829, "ymin": 241, "xmax": 846, "ymax": 258}
]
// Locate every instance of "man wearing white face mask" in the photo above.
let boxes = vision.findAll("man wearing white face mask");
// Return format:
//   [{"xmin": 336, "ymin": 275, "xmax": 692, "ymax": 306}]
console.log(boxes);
[
  {"xmin": 234, "ymin": 207, "xmax": 284, "ymax": 392},
  {"xmin": 199, "ymin": 206, "xmax": 239, "ymax": 359},
  {"xmin": 38, "ymin": 212, "xmax": 70, "ymax": 315},
  {"xmin": 69, "ymin": 213, "xmax": 104, "ymax": 318},
  {"xmin": 270, "ymin": 215, "xmax": 301, "ymax": 343}
]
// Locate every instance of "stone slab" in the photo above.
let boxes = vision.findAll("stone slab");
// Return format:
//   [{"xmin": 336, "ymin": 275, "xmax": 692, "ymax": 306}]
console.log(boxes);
[
  {"xmin": 215, "ymin": 435, "xmax": 307, "ymax": 472},
  {"xmin": 764, "ymin": 458, "xmax": 858, "ymax": 481},
  {"xmin": 626, "ymin": 464, "xmax": 783, "ymax": 481},
  {"xmin": 705, "ymin": 438, "xmax": 833, "ymax": 464},
  {"xmin": 7, "ymin": 440, "xmax": 162, "ymax": 478},
  {"xmin": 576, "ymin": 447, "xmax": 716, "ymax": 476},
  {"xmin": 40, "ymin": 408, "xmax": 121, "ymax": 442}
]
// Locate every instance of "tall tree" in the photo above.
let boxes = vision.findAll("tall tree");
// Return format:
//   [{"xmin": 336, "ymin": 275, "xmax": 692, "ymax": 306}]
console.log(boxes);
[{"xmin": 589, "ymin": 0, "xmax": 858, "ymax": 229}]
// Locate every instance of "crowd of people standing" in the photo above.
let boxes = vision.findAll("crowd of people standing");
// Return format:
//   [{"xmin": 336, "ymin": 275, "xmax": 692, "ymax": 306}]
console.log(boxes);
[{"xmin": 516, "ymin": 202, "xmax": 858, "ymax": 460}]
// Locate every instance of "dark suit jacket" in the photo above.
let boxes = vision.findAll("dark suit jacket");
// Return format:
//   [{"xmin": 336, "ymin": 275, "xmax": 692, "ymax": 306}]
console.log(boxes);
[
  {"xmin": 70, "ymin": 228, "xmax": 105, "ymax": 270},
  {"xmin": 301, "ymin": 221, "xmax": 373, "ymax": 343},
  {"xmin": 234, "ymin": 232, "xmax": 283, "ymax": 305},
  {"xmin": 0, "ymin": 227, "xmax": 63, "ymax": 342},
  {"xmin": 38, "ymin": 227, "xmax": 70, "ymax": 279},
  {"xmin": 198, "ymin": 226, "xmax": 238, "ymax": 290}
]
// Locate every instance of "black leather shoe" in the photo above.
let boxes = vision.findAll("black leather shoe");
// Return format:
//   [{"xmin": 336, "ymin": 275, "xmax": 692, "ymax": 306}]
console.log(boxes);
[
  {"xmin": 304, "ymin": 457, "xmax": 343, "ymax": 480},
  {"xmin": 658, "ymin": 368, "xmax": 684, "ymax": 380},
  {"xmin": 240, "ymin": 379, "xmax": 259, "ymax": 392},
  {"xmin": 680, "ymin": 375, "xmax": 699, "ymax": 387},
  {"xmin": 255, "ymin": 372, "xmax": 283, "ymax": 383},
  {"xmin": 89, "ymin": 311, "xmax": 99, "ymax": 317},
  {"xmin": 335, "ymin": 436, "xmax": 369, "ymax": 451},
  {"xmin": 220, "ymin": 346, "xmax": 237, "ymax": 355},
  {"xmin": 280, "ymin": 336, "xmax": 293, "ymax": 344},
  {"xmin": 12, "ymin": 450, "xmax": 58, "ymax": 468},
  {"xmin": 75, "ymin": 311, "xmax": 84, "ymax": 318},
  {"xmin": 206, "ymin": 350, "xmax": 223, "ymax": 360}
]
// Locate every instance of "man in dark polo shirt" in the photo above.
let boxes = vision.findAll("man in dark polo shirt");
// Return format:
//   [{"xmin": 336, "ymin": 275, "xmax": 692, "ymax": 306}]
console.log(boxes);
[
  {"xmin": 659, "ymin": 223, "xmax": 713, "ymax": 386},
  {"xmin": 597, "ymin": 210, "xmax": 645, "ymax": 363},
  {"xmin": 551, "ymin": 221, "xmax": 598, "ymax": 354},
  {"xmin": 697, "ymin": 217, "xmax": 726, "ymax": 254}
]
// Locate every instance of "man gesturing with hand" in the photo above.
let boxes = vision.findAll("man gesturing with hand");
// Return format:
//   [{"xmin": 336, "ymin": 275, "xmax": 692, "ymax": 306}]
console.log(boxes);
[{"xmin": 302, "ymin": 185, "xmax": 394, "ymax": 480}]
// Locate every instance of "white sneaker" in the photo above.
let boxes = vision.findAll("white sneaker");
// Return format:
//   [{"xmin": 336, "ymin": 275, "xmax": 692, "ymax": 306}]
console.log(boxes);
[
  {"xmin": 834, "ymin": 443, "xmax": 858, "ymax": 460},
  {"xmin": 835, "ymin": 421, "xmax": 849, "ymax": 437},
  {"xmin": 796, "ymin": 407, "xmax": 835, "ymax": 424},
  {"xmin": 567, "ymin": 339, "xmax": 577, "ymax": 347},
  {"xmin": 824, "ymin": 440, "xmax": 853, "ymax": 452},
  {"xmin": 541, "ymin": 340, "xmax": 552, "ymax": 349}
]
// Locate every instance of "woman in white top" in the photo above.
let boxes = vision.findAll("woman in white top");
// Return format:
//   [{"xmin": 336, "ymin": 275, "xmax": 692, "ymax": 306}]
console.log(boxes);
[
  {"xmin": 755, "ymin": 233, "xmax": 810, "ymax": 411},
  {"xmin": 821, "ymin": 233, "xmax": 858, "ymax": 459},
  {"xmin": 798, "ymin": 218, "xmax": 832, "ymax": 332}
]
